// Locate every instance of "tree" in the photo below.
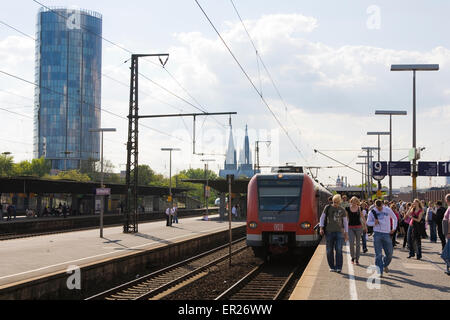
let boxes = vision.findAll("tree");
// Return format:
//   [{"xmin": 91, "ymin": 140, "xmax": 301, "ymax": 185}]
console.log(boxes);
[
  {"xmin": 44, "ymin": 170, "xmax": 91, "ymax": 182},
  {"xmin": 31, "ymin": 157, "xmax": 51, "ymax": 177},
  {"xmin": 14, "ymin": 160, "xmax": 33, "ymax": 176},
  {"xmin": 0, "ymin": 154, "xmax": 14, "ymax": 177},
  {"xmin": 130, "ymin": 164, "xmax": 155, "ymax": 186}
]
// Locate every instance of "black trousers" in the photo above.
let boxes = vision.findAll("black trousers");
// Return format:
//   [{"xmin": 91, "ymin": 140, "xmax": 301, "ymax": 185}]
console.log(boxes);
[{"xmin": 437, "ymin": 220, "xmax": 447, "ymax": 249}]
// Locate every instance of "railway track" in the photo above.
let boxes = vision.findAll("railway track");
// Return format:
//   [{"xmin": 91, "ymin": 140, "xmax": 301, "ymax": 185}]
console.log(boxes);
[
  {"xmin": 85, "ymin": 237, "xmax": 248, "ymax": 300},
  {"xmin": 215, "ymin": 258, "xmax": 302, "ymax": 300}
]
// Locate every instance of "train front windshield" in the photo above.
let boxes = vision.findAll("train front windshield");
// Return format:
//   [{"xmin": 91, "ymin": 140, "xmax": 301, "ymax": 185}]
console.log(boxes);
[{"xmin": 257, "ymin": 177, "xmax": 303, "ymax": 223}]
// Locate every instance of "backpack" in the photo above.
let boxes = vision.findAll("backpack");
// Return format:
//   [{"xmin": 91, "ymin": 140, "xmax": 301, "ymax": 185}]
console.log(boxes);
[{"xmin": 322, "ymin": 204, "xmax": 332, "ymax": 233}]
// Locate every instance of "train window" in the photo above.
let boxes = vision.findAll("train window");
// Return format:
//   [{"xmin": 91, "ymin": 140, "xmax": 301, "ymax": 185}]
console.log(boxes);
[{"xmin": 258, "ymin": 187, "xmax": 300, "ymax": 212}]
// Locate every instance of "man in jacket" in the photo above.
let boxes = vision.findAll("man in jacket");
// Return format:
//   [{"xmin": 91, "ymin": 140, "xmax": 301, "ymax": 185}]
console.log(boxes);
[
  {"xmin": 319, "ymin": 194, "xmax": 349, "ymax": 273},
  {"xmin": 366, "ymin": 199, "xmax": 398, "ymax": 277}
]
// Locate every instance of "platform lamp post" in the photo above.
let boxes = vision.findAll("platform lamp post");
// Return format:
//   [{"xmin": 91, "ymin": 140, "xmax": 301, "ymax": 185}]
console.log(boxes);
[
  {"xmin": 356, "ymin": 162, "xmax": 366, "ymax": 199},
  {"xmin": 367, "ymin": 132, "xmax": 390, "ymax": 194},
  {"xmin": 89, "ymin": 128, "xmax": 116, "ymax": 238},
  {"xmin": 390, "ymin": 64, "xmax": 439, "ymax": 200},
  {"xmin": 200, "ymin": 159, "xmax": 215, "ymax": 221},
  {"xmin": 361, "ymin": 147, "xmax": 379, "ymax": 200},
  {"xmin": 357, "ymin": 155, "xmax": 373, "ymax": 199},
  {"xmin": 161, "ymin": 148, "xmax": 180, "ymax": 226},
  {"xmin": 374, "ymin": 110, "xmax": 407, "ymax": 200}
]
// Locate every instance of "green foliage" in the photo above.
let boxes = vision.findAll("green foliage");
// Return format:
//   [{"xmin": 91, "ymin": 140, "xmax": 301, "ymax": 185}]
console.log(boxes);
[
  {"xmin": 0, "ymin": 154, "xmax": 14, "ymax": 177},
  {"xmin": 174, "ymin": 169, "xmax": 220, "ymax": 205},
  {"xmin": 43, "ymin": 170, "xmax": 91, "ymax": 182}
]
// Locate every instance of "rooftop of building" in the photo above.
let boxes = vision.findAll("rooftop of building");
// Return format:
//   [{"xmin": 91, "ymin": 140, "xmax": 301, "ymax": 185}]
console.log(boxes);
[{"xmin": 38, "ymin": 6, "xmax": 102, "ymax": 19}]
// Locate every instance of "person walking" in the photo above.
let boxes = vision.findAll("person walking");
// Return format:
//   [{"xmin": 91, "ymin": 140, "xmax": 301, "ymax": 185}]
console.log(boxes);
[
  {"xmin": 319, "ymin": 194, "xmax": 349, "ymax": 273},
  {"xmin": 402, "ymin": 203, "xmax": 412, "ymax": 249},
  {"xmin": 405, "ymin": 199, "xmax": 424, "ymax": 260},
  {"xmin": 232, "ymin": 205, "xmax": 237, "ymax": 219},
  {"xmin": 390, "ymin": 203, "xmax": 401, "ymax": 248},
  {"xmin": 436, "ymin": 201, "xmax": 447, "ymax": 251},
  {"xmin": 346, "ymin": 197, "xmax": 366, "ymax": 265},
  {"xmin": 6, "ymin": 204, "xmax": 12, "ymax": 221},
  {"xmin": 427, "ymin": 202, "xmax": 437, "ymax": 243},
  {"xmin": 165, "ymin": 206, "xmax": 172, "ymax": 226},
  {"xmin": 420, "ymin": 200, "xmax": 428, "ymax": 239},
  {"xmin": 172, "ymin": 205, "xmax": 178, "ymax": 224},
  {"xmin": 366, "ymin": 199, "xmax": 398, "ymax": 277},
  {"xmin": 341, "ymin": 195, "xmax": 350, "ymax": 209},
  {"xmin": 62, "ymin": 204, "xmax": 68, "ymax": 219},
  {"xmin": 361, "ymin": 201, "xmax": 369, "ymax": 253},
  {"xmin": 440, "ymin": 194, "xmax": 450, "ymax": 275}
]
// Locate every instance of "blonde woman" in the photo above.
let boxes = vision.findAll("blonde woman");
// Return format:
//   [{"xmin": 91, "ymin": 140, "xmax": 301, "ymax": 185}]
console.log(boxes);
[
  {"xmin": 346, "ymin": 197, "xmax": 367, "ymax": 265},
  {"xmin": 405, "ymin": 199, "xmax": 424, "ymax": 260}
]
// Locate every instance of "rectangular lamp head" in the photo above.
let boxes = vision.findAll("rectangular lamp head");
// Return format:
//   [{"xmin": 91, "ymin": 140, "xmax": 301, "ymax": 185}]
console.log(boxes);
[
  {"xmin": 390, "ymin": 64, "xmax": 439, "ymax": 71},
  {"xmin": 367, "ymin": 131, "xmax": 390, "ymax": 135},
  {"xmin": 375, "ymin": 110, "xmax": 407, "ymax": 115}
]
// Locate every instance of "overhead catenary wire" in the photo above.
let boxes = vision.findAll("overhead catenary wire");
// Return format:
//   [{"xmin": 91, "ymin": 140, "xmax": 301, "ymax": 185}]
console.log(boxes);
[
  {"xmin": 0, "ymin": 19, "xmax": 189, "ymax": 143},
  {"xmin": 195, "ymin": 0, "xmax": 313, "ymax": 175},
  {"xmin": 0, "ymin": 70, "xmax": 186, "ymax": 142},
  {"xmin": 229, "ymin": 0, "xmax": 316, "ymax": 161}
]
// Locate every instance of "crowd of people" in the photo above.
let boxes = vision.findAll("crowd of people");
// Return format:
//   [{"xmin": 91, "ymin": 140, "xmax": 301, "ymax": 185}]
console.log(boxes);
[
  {"xmin": 0, "ymin": 202, "xmax": 72, "ymax": 220},
  {"xmin": 319, "ymin": 193, "xmax": 450, "ymax": 276}
]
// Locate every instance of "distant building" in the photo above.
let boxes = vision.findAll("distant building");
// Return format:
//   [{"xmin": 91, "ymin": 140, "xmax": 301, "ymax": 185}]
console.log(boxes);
[
  {"xmin": 219, "ymin": 125, "xmax": 255, "ymax": 178},
  {"xmin": 336, "ymin": 175, "xmax": 348, "ymax": 188},
  {"xmin": 34, "ymin": 7, "xmax": 102, "ymax": 170}
]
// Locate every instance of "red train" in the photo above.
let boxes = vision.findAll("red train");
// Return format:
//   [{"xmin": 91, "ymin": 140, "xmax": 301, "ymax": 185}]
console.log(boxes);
[{"xmin": 246, "ymin": 171, "xmax": 331, "ymax": 258}]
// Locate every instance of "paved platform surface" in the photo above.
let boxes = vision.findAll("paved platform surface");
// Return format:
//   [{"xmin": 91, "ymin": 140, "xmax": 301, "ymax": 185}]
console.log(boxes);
[
  {"xmin": 0, "ymin": 215, "xmax": 245, "ymax": 288},
  {"xmin": 290, "ymin": 234, "xmax": 450, "ymax": 300}
]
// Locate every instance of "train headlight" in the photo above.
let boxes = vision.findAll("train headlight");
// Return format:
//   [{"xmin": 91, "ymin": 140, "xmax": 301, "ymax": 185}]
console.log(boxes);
[
  {"xmin": 300, "ymin": 222, "xmax": 311, "ymax": 229},
  {"xmin": 248, "ymin": 221, "xmax": 258, "ymax": 229}
]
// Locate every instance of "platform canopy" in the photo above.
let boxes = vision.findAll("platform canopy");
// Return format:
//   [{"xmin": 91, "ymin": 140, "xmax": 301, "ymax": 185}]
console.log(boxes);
[
  {"xmin": 182, "ymin": 178, "xmax": 250, "ymax": 194},
  {"xmin": 0, "ymin": 176, "xmax": 188, "ymax": 196}
]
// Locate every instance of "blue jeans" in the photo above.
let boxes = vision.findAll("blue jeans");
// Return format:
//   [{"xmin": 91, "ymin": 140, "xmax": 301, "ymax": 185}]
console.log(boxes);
[
  {"xmin": 428, "ymin": 220, "xmax": 437, "ymax": 242},
  {"xmin": 373, "ymin": 232, "xmax": 393, "ymax": 275},
  {"xmin": 361, "ymin": 231, "xmax": 367, "ymax": 251},
  {"xmin": 325, "ymin": 232, "xmax": 344, "ymax": 270}
]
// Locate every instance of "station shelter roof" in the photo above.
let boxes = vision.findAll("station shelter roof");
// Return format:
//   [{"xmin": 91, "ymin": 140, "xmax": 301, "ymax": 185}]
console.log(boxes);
[
  {"xmin": 182, "ymin": 178, "xmax": 250, "ymax": 194},
  {"xmin": 0, "ymin": 176, "xmax": 188, "ymax": 196}
]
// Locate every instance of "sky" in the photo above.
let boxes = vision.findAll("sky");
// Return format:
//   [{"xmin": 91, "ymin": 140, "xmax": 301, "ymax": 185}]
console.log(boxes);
[{"xmin": 1, "ymin": 0, "xmax": 450, "ymax": 189}]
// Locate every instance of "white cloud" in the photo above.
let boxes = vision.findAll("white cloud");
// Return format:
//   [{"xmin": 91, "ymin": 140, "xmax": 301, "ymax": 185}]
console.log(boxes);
[{"xmin": 1, "ymin": 12, "xmax": 450, "ymax": 189}]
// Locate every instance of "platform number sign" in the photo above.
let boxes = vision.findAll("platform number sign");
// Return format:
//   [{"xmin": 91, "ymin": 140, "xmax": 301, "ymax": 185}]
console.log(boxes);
[
  {"xmin": 438, "ymin": 162, "xmax": 450, "ymax": 176},
  {"xmin": 372, "ymin": 161, "xmax": 388, "ymax": 176}
]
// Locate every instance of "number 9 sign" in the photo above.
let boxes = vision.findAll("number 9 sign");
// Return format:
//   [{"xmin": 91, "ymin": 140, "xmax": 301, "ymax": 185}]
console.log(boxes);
[{"xmin": 372, "ymin": 161, "xmax": 387, "ymax": 177}]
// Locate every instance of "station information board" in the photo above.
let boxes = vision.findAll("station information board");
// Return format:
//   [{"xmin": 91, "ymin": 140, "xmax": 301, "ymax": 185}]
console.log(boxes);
[
  {"xmin": 418, "ymin": 162, "xmax": 438, "ymax": 176},
  {"xmin": 389, "ymin": 161, "xmax": 411, "ymax": 176},
  {"xmin": 438, "ymin": 162, "xmax": 450, "ymax": 176}
]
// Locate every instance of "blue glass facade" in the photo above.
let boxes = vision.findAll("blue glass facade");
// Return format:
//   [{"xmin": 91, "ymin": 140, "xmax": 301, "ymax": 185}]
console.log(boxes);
[{"xmin": 34, "ymin": 8, "xmax": 102, "ymax": 170}]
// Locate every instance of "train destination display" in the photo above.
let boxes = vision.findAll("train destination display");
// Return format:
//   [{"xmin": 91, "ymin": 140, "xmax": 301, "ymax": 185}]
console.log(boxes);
[
  {"xmin": 418, "ymin": 162, "xmax": 438, "ymax": 176},
  {"xmin": 388, "ymin": 161, "xmax": 411, "ymax": 176}
]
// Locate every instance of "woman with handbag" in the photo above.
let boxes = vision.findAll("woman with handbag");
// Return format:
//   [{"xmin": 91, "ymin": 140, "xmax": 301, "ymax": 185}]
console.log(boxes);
[{"xmin": 405, "ymin": 199, "xmax": 424, "ymax": 260}]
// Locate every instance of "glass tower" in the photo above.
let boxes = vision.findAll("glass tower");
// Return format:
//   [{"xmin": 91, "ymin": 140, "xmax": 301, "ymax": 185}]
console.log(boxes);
[{"xmin": 34, "ymin": 7, "xmax": 102, "ymax": 170}]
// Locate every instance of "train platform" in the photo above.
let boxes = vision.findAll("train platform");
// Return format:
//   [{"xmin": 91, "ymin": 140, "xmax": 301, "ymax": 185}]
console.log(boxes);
[
  {"xmin": 0, "ymin": 214, "xmax": 245, "ymax": 289},
  {"xmin": 290, "ymin": 234, "xmax": 450, "ymax": 300}
]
